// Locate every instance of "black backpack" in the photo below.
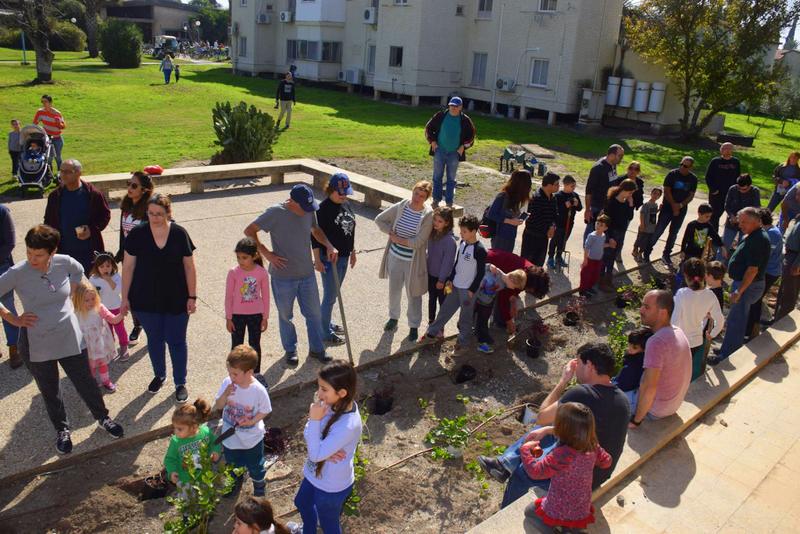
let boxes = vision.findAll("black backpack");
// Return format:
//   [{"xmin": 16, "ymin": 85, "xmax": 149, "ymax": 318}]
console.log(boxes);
[{"xmin": 480, "ymin": 204, "xmax": 497, "ymax": 238}]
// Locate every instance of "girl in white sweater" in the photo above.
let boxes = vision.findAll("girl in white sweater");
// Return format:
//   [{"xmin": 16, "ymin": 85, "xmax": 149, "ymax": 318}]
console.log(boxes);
[
  {"xmin": 672, "ymin": 258, "xmax": 724, "ymax": 381},
  {"xmin": 294, "ymin": 361, "xmax": 363, "ymax": 534}
]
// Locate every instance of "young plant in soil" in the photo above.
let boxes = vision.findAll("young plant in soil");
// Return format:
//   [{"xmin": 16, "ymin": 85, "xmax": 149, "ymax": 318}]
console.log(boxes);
[
  {"xmin": 425, "ymin": 414, "xmax": 471, "ymax": 459},
  {"xmin": 161, "ymin": 442, "xmax": 244, "ymax": 534},
  {"xmin": 607, "ymin": 311, "xmax": 631, "ymax": 374},
  {"xmin": 563, "ymin": 296, "xmax": 587, "ymax": 326},
  {"xmin": 343, "ymin": 407, "xmax": 370, "ymax": 517}
]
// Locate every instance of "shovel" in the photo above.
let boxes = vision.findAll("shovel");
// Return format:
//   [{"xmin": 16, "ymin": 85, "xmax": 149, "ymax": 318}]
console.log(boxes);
[
  {"xmin": 214, "ymin": 425, "xmax": 237, "ymax": 445},
  {"xmin": 331, "ymin": 264, "xmax": 355, "ymax": 366}
]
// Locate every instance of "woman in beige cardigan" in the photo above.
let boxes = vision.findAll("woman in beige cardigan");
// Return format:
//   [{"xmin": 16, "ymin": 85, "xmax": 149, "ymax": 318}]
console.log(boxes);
[{"xmin": 376, "ymin": 181, "xmax": 434, "ymax": 342}]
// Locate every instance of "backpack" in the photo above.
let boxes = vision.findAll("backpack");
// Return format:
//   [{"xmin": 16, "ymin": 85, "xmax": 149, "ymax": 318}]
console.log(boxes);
[{"xmin": 480, "ymin": 204, "xmax": 497, "ymax": 239}]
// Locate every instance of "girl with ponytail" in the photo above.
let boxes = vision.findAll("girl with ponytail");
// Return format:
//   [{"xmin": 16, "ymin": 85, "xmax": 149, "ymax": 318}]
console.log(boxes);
[
  {"xmin": 294, "ymin": 361, "xmax": 362, "ymax": 534},
  {"xmin": 232, "ymin": 496, "xmax": 294, "ymax": 534},
  {"xmin": 164, "ymin": 398, "xmax": 221, "ymax": 493}
]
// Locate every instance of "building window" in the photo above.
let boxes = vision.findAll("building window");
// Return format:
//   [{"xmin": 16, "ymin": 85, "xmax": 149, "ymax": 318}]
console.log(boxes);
[
  {"xmin": 321, "ymin": 41, "xmax": 342, "ymax": 62},
  {"xmin": 477, "ymin": 0, "xmax": 493, "ymax": 16},
  {"xmin": 367, "ymin": 45, "xmax": 376, "ymax": 74},
  {"xmin": 530, "ymin": 59, "xmax": 549, "ymax": 86},
  {"xmin": 539, "ymin": 0, "xmax": 557, "ymax": 11},
  {"xmin": 240, "ymin": 0, "xmax": 247, "ymax": 6},
  {"xmin": 238, "ymin": 36, "xmax": 247, "ymax": 57},
  {"xmin": 266, "ymin": 4, "xmax": 273, "ymax": 11},
  {"xmin": 470, "ymin": 52, "xmax": 487, "ymax": 87},
  {"xmin": 393, "ymin": 0, "xmax": 408, "ymax": 4},
  {"xmin": 389, "ymin": 46, "xmax": 403, "ymax": 67},
  {"xmin": 456, "ymin": 5, "xmax": 464, "ymax": 16}
]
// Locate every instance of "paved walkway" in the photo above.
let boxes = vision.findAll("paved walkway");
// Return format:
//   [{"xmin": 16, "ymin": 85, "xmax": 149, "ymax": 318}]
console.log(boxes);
[
  {"xmin": 590, "ymin": 343, "xmax": 800, "ymax": 533},
  {"xmin": 0, "ymin": 169, "xmax": 704, "ymax": 479}
]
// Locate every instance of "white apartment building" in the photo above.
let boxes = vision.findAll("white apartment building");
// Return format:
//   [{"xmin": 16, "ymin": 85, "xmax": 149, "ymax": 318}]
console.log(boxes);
[{"xmin": 231, "ymin": 0, "xmax": 624, "ymax": 123}]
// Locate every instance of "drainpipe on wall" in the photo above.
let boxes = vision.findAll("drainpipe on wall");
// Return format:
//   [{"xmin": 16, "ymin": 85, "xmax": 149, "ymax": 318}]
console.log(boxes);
[
  {"xmin": 592, "ymin": 0, "xmax": 609, "ymax": 90},
  {"xmin": 489, "ymin": 1, "xmax": 506, "ymax": 115}
]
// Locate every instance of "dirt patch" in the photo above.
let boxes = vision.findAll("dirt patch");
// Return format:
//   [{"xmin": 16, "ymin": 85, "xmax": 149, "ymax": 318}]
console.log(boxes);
[{"xmin": 0, "ymin": 267, "xmax": 669, "ymax": 534}]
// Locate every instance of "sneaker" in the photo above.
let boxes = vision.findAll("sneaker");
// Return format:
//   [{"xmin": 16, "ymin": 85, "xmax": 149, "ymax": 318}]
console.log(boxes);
[
  {"xmin": 285, "ymin": 351, "xmax": 299, "ymax": 366},
  {"xmin": 102, "ymin": 381, "xmax": 117, "ymax": 393},
  {"xmin": 546, "ymin": 257, "xmax": 556, "ymax": 269},
  {"xmin": 477, "ymin": 343, "xmax": 494, "ymax": 354},
  {"xmin": 147, "ymin": 376, "xmax": 166, "ymax": 394},
  {"xmin": 286, "ymin": 522, "xmax": 302, "ymax": 534},
  {"xmin": 128, "ymin": 325, "xmax": 142, "ymax": 345},
  {"xmin": 56, "ymin": 429, "xmax": 73, "ymax": 454},
  {"xmin": 707, "ymin": 355, "xmax": 724, "ymax": 367},
  {"xmin": 255, "ymin": 373, "xmax": 269, "ymax": 390},
  {"xmin": 175, "ymin": 385, "xmax": 188, "ymax": 403},
  {"xmin": 310, "ymin": 350, "xmax": 333, "ymax": 363},
  {"xmin": 431, "ymin": 201, "xmax": 440, "ymax": 209},
  {"xmin": 557, "ymin": 257, "xmax": 569, "ymax": 268},
  {"xmin": 384, "ymin": 318, "xmax": 398, "ymax": 332},
  {"xmin": 98, "ymin": 417, "xmax": 124, "ymax": 439},
  {"xmin": 118, "ymin": 346, "xmax": 131, "ymax": 362},
  {"xmin": 408, "ymin": 328, "xmax": 419, "ymax": 342},
  {"xmin": 477, "ymin": 455, "xmax": 510, "ymax": 483},
  {"xmin": 330, "ymin": 323, "xmax": 345, "ymax": 334},
  {"xmin": 324, "ymin": 333, "xmax": 346, "ymax": 346},
  {"xmin": 662, "ymin": 255, "xmax": 673, "ymax": 266},
  {"xmin": 8, "ymin": 345, "xmax": 22, "ymax": 369},
  {"xmin": 579, "ymin": 290, "xmax": 591, "ymax": 299}
]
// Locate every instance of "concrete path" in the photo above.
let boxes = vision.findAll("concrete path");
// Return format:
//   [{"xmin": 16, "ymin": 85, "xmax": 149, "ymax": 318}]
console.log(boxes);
[
  {"xmin": 0, "ymin": 169, "xmax": 703, "ymax": 479},
  {"xmin": 590, "ymin": 344, "xmax": 800, "ymax": 533}
]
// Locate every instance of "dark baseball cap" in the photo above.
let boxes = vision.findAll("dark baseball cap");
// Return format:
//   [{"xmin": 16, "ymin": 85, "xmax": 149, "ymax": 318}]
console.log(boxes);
[
  {"xmin": 290, "ymin": 183, "xmax": 319, "ymax": 212},
  {"xmin": 329, "ymin": 173, "xmax": 354, "ymax": 196}
]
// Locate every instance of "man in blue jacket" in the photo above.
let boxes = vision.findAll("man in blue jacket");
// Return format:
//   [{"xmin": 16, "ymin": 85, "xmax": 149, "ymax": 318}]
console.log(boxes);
[{"xmin": 424, "ymin": 96, "xmax": 476, "ymax": 208}]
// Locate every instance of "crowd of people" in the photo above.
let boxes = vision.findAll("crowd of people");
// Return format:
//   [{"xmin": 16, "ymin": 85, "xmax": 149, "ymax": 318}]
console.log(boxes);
[{"xmin": 2, "ymin": 94, "xmax": 800, "ymax": 533}]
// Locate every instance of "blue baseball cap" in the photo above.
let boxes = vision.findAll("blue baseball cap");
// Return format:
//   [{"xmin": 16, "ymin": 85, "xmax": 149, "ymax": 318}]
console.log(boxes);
[
  {"xmin": 448, "ymin": 96, "xmax": 463, "ymax": 107},
  {"xmin": 329, "ymin": 173, "xmax": 354, "ymax": 196},
  {"xmin": 290, "ymin": 183, "xmax": 319, "ymax": 212}
]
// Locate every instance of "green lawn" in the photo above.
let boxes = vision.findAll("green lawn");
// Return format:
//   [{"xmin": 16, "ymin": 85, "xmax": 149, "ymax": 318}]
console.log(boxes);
[
  {"xmin": 1, "ymin": 57, "xmax": 796, "ymax": 199},
  {"xmin": 0, "ymin": 47, "xmax": 94, "ymax": 62}
]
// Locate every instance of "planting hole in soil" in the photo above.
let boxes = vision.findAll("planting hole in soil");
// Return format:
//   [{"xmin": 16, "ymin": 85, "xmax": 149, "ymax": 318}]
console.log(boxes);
[
  {"xmin": 563, "ymin": 311, "xmax": 580, "ymax": 326},
  {"xmin": 453, "ymin": 364, "xmax": 477, "ymax": 384},
  {"xmin": 615, "ymin": 296, "xmax": 629, "ymax": 308},
  {"xmin": 368, "ymin": 386, "xmax": 395, "ymax": 415},
  {"xmin": 525, "ymin": 337, "xmax": 542, "ymax": 358},
  {"xmin": 263, "ymin": 427, "xmax": 286, "ymax": 455}
]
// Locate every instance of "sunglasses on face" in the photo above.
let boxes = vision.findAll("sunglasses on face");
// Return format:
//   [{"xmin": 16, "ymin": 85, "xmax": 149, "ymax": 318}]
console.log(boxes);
[{"xmin": 127, "ymin": 181, "xmax": 140, "ymax": 190}]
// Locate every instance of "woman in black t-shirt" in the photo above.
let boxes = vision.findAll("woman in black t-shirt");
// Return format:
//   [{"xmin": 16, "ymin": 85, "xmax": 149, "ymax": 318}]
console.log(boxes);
[
  {"xmin": 311, "ymin": 174, "xmax": 357, "ymax": 344},
  {"xmin": 121, "ymin": 193, "xmax": 196, "ymax": 403},
  {"xmin": 601, "ymin": 179, "xmax": 637, "ymax": 282}
]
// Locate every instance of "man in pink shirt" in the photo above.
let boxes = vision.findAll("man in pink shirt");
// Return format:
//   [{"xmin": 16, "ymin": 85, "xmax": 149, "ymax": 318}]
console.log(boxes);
[{"xmin": 630, "ymin": 290, "xmax": 692, "ymax": 428}]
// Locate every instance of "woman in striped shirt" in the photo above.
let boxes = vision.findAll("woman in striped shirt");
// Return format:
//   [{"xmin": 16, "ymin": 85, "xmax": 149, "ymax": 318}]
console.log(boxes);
[
  {"xmin": 376, "ymin": 181, "xmax": 434, "ymax": 342},
  {"xmin": 33, "ymin": 94, "xmax": 66, "ymax": 172}
]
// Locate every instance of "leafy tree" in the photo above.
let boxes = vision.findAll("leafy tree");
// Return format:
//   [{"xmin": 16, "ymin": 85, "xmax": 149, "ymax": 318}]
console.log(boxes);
[
  {"xmin": 80, "ymin": 1, "xmax": 120, "ymax": 58},
  {"xmin": 99, "ymin": 18, "xmax": 142, "ymax": 68},
  {"xmin": 0, "ymin": 0, "xmax": 56, "ymax": 82},
  {"xmin": 767, "ymin": 77, "xmax": 800, "ymax": 134},
  {"xmin": 190, "ymin": 0, "xmax": 229, "ymax": 45},
  {"xmin": 626, "ymin": 0, "xmax": 793, "ymax": 139},
  {"xmin": 54, "ymin": 0, "xmax": 86, "ymax": 31},
  {"xmin": 50, "ymin": 19, "xmax": 87, "ymax": 51},
  {"xmin": 211, "ymin": 101, "xmax": 278, "ymax": 164}
]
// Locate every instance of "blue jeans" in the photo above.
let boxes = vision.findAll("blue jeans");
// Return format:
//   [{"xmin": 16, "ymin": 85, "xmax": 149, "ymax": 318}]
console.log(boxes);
[
  {"xmin": 432, "ymin": 147, "xmax": 460, "ymax": 205},
  {"xmin": 162, "ymin": 68, "xmax": 172, "ymax": 83},
  {"xmin": 766, "ymin": 189, "xmax": 785, "ymax": 212},
  {"xmin": 319, "ymin": 257, "xmax": 349, "ymax": 340},
  {"xmin": 271, "ymin": 275, "xmax": 325, "ymax": 354},
  {"xmin": 51, "ymin": 136, "xmax": 63, "ymax": 170},
  {"xmin": 295, "ymin": 477, "xmax": 353, "ymax": 534},
  {"xmin": 0, "ymin": 262, "xmax": 19, "ymax": 346},
  {"xmin": 718, "ymin": 279, "xmax": 766, "ymax": 360},
  {"xmin": 720, "ymin": 225, "xmax": 741, "ymax": 260},
  {"xmin": 223, "ymin": 442, "xmax": 266, "ymax": 482},
  {"xmin": 135, "ymin": 311, "xmax": 189, "ymax": 385},
  {"xmin": 499, "ymin": 427, "xmax": 557, "ymax": 508},
  {"xmin": 647, "ymin": 205, "xmax": 687, "ymax": 257}
]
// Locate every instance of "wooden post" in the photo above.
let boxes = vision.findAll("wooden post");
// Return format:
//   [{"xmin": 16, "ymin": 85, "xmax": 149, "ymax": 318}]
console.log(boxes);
[
  {"xmin": 190, "ymin": 179, "xmax": 205, "ymax": 194},
  {"xmin": 364, "ymin": 190, "xmax": 382, "ymax": 209},
  {"xmin": 270, "ymin": 172, "xmax": 285, "ymax": 185}
]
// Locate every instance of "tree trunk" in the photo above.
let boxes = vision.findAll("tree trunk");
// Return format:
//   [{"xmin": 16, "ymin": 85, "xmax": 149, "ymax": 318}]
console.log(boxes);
[
  {"xmin": 85, "ymin": 0, "xmax": 99, "ymax": 58},
  {"xmin": 33, "ymin": 0, "xmax": 54, "ymax": 83},
  {"xmin": 35, "ymin": 46, "xmax": 54, "ymax": 82},
  {"xmin": 782, "ymin": 117, "xmax": 787, "ymax": 135}
]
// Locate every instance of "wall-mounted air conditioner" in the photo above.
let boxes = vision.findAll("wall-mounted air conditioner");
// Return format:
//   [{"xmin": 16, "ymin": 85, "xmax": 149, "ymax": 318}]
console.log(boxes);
[
  {"xmin": 257, "ymin": 13, "xmax": 271, "ymax": 24},
  {"xmin": 345, "ymin": 68, "xmax": 363, "ymax": 84},
  {"xmin": 363, "ymin": 7, "xmax": 377, "ymax": 24},
  {"xmin": 496, "ymin": 78, "xmax": 516, "ymax": 91},
  {"xmin": 279, "ymin": 11, "xmax": 293, "ymax": 22}
]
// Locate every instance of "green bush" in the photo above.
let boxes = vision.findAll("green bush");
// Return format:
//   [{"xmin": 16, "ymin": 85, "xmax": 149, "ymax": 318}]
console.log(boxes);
[
  {"xmin": 50, "ymin": 20, "xmax": 86, "ymax": 52},
  {"xmin": 99, "ymin": 19, "xmax": 142, "ymax": 68},
  {"xmin": 211, "ymin": 101, "xmax": 278, "ymax": 164},
  {"xmin": 0, "ymin": 27, "xmax": 22, "ymax": 49}
]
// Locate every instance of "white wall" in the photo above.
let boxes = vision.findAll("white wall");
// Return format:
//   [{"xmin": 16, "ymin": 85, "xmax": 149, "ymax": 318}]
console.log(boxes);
[{"xmin": 296, "ymin": 0, "xmax": 346, "ymax": 23}]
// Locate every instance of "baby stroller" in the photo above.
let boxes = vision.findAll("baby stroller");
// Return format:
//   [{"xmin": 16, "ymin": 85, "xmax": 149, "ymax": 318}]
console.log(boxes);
[{"xmin": 17, "ymin": 124, "xmax": 55, "ymax": 194}]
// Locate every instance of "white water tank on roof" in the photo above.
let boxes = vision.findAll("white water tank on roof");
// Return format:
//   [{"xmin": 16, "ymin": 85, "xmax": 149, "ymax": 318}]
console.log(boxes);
[
  {"xmin": 618, "ymin": 78, "xmax": 635, "ymax": 108},
  {"xmin": 634, "ymin": 81, "xmax": 650, "ymax": 112},
  {"xmin": 606, "ymin": 76, "xmax": 621, "ymax": 106},
  {"xmin": 648, "ymin": 82, "xmax": 666, "ymax": 113}
]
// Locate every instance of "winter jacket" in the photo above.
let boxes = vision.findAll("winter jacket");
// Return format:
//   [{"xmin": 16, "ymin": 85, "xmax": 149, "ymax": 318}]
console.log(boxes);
[{"xmin": 424, "ymin": 110, "xmax": 476, "ymax": 162}]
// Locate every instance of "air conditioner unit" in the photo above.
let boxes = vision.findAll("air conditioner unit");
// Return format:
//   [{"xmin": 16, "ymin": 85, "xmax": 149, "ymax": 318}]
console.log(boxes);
[
  {"xmin": 496, "ymin": 78, "xmax": 516, "ymax": 91},
  {"xmin": 363, "ymin": 7, "xmax": 377, "ymax": 24},
  {"xmin": 232, "ymin": 21, "xmax": 240, "ymax": 35},
  {"xmin": 345, "ymin": 68, "xmax": 363, "ymax": 84},
  {"xmin": 279, "ymin": 11, "xmax": 293, "ymax": 22},
  {"xmin": 257, "ymin": 13, "xmax": 271, "ymax": 24},
  {"xmin": 337, "ymin": 70, "xmax": 346, "ymax": 82}
]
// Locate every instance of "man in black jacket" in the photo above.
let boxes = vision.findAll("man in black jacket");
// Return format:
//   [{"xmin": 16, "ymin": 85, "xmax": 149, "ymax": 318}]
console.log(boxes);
[
  {"xmin": 583, "ymin": 144, "xmax": 625, "ymax": 242},
  {"xmin": 424, "ymin": 96, "xmax": 476, "ymax": 207},
  {"xmin": 275, "ymin": 72, "xmax": 296, "ymax": 129},
  {"xmin": 704, "ymin": 142, "xmax": 740, "ymax": 231}
]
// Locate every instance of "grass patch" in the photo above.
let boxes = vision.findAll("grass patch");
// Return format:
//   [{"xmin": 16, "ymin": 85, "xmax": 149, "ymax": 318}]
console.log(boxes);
[
  {"xmin": 0, "ymin": 58, "xmax": 794, "ymax": 199},
  {"xmin": 0, "ymin": 47, "xmax": 95, "ymax": 62}
]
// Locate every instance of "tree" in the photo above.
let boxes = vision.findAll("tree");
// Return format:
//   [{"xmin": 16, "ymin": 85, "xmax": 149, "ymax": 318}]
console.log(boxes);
[
  {"xmin": 190, "ymin": 0, "xmax": 229, "ymax": 45},
  {"xmin": 767, "ymin": 77, "xmax": 800, "ymax": 134},
  {"xmin": 0, "ymin": 0, "xmax": 56, "ymax": 82},
  {"xmin": 81, "ymin": 0, "xmax": 119, "ymax": 58},
  {"xmin": 626, "ymin": 0, "xmax": 794, "ymax": 139},
  {"xmin": 99, "ymin": 18, "xmax": 142, "ymax": 68}
]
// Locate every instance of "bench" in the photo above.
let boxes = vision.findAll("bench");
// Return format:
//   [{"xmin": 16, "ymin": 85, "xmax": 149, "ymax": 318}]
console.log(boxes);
[
  {"xmin": 467, "ymin": 309, "xmax": 800, "ymax": 534},
  {"xmin": 84, "ymin": 158, "xmax": 463, "ymax": 216}
]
